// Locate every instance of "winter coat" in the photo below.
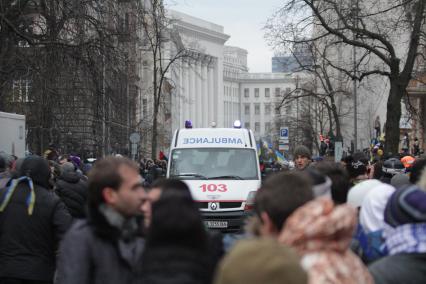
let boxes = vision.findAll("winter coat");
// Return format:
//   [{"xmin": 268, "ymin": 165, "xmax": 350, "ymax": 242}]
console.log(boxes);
[
  {"xmin": 279, "ymin": 198, "xmax": 373, "ymax": 284},
  {"xmin": 55, "ymin": 171, "xmax": 88, "ymax": 218},
  {"xmin": 369, "ymin": 253, "xmax": 426, "ymax": 284},
  {"xmin": 56, "ymin": 206, "xmax": 145, "ymax": 284},
  {"xmin": 0, "ymin": 183, "xmax": 72, "ymax": 281},
  {"xmin": 140, "ymin": 230, "xmax": 223, "ymax": 284},
  {"xmin": 140, "ymin": 245, "xmax": 213, "ymax": 284},
  {"xmin": 0, "ymin": 171, "xmax": 11, "ymax": 189},
  {"xmin": 350, "ymin": 223, "xmax": 386, "ymax": 264}
]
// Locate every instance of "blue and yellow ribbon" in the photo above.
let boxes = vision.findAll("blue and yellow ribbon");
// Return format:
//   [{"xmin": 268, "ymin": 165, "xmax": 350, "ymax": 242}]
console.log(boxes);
[{"xmin": 0, "ymin": 176, "xmax": 36, "ymax": 215}]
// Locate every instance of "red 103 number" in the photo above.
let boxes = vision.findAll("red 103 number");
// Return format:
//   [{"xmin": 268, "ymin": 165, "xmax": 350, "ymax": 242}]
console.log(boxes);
[{"xmin": 199, "ymin": 184, "xmax": 228, "ymax": 192}]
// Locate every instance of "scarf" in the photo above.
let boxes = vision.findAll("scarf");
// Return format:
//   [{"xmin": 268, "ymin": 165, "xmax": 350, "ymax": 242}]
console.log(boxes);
[
  {"xmin": 384, "ymin": 223, "xmax": 426, "ymax": 255},
  {"xmin": 99, "ymin": 204, "xmax": 140, "ymax": 242},
  {"xmin": 0, "ymin": 176, "xmax": 36, "ymax": 215}
]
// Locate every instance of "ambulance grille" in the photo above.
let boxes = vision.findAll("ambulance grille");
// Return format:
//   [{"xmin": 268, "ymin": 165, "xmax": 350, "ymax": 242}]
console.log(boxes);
[
  {"xmin": 219, "ymin": 202, "xmax": 242, "ymax": 209},
  {"xmin": 197, "ymin": 202, "xmax": 208, "ymax": 209},
  {"xmin": 197, "ymin": 202, "xmax": 242, "ymax": 209}
]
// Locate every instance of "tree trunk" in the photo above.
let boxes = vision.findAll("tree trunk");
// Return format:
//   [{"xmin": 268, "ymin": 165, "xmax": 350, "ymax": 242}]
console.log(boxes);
[
  {"xmin": 151, "ymin": 102, "xmax": 158, "ymax": 160},
  {"xmin": 384, "ymin": 79, "xmax": 404, "ymax": 155},
  {"xmin": 326, "ymin": 104, "xmax": 333, "ymax": 137},
  {"xmin": 330, "ymin": 96, "xmax": 342, "ymax": 141}
]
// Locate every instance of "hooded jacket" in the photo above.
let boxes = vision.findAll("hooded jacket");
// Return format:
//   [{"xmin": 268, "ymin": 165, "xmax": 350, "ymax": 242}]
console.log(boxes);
[
  {"xmin": 55, "ymin": 170, "xmax": 88, "ymax": 218},
  {"xmin": 279, "ymin": 198, "xmax": 373, "ymax": 284},
  {"xmin": 0, "ymin": 156, "xmax": 72, "ymax": 281}
]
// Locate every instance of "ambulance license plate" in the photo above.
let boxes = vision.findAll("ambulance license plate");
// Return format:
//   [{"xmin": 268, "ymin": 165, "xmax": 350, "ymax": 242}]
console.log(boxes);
[{"xmin": 204, "ymin": 221, "xmax": 228, "ymax": 228}]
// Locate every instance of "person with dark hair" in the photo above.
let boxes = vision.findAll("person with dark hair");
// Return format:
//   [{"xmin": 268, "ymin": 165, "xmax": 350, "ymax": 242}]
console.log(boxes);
[
  {"xmin": 141, "ymin": 180, "xmax": 215, "ymax": 284},
  {"xmin": 401, "ymin": 132, "xmax": 410, "ymax": 154},
  {"xmin": 372, "ymin": 160, "xmax": 384, "ymax": 180},
  {"xmin": 304, "ymin": 167, "xmax": 332, "ymax": 198},
  {"xmin": 313, "ymin": 162, "xmax": 351, "ymax": 204},
  {"xmin": 254, "ymin": 171, "xmax": 313, "ymax": 237},
  {"xmin": 0, "ymin": 155, "xmax": 11, "ymax": 189},
  {"xmin": 55, "ymin": 162, "xmax": 88, "ymax": 218},
  {"xmin": 56, "ymin": 156, "xmax": 146, "ymax": 284},
  {"xmin": 413, "ymin": 137, "xmax": 420, "ymax": 156},
  {"xmin": 410, "ymin": 158, "xmax": 426, "ymax": 184},
  {"xmin": 0, "ymin": 156, "xmax": 72, "ymax": 284},
  {"xmin": 344, "ymin": 153, "xmax": 369, "ymax": 186},
  {"xmin": 141, "ymin": 178, "xmax": 191, "ymax": 229},
  {"xmin": 141, "ymin": 178, "xmax": 224, "ymax": 266}
]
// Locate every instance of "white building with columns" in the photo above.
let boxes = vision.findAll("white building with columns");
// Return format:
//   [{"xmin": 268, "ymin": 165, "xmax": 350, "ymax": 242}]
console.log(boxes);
[
  {"xmin": 168, "ymin": 10, "xmax": 230, "ymax": 130},
  {"xmin": 138, "ymin": 10, "xmax": 308, "ymax": 155}
]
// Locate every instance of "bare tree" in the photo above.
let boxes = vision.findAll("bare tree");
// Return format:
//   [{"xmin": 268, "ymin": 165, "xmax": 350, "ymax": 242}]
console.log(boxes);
[
  {"xmin": 266, "ymin": 0, "xmax": 426, "ymax": 154},
  {"xmin": 1, "ymin": 0, "xmax": 135, "ymax": 156},
  {"xmin": 278, "ymin": 40, "xmax": 353, "ymax": 142},
  {"xmin": 137, "ymin": 0, "xmax": 195, "ymax": 159}
]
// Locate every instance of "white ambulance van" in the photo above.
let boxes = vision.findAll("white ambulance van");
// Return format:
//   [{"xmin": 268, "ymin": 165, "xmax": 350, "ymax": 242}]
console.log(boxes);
[{"xmin": 167, "ymin": 121, "xmax": 261, "ymax": 231}]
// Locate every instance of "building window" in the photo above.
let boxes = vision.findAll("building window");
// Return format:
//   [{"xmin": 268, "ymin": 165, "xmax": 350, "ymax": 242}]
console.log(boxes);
[
  {"xmin": 265, "ymin": 88, "xmax": 270, "ymax": 97},
  {"xmin": 255, "ymin": 122, "xmax": 260, "ymax": 132},
  {"xmin": 265, "ymin": 122, "xmax": 271, "ymax": 133},
  {"xmin": 255, "ymin": 104, "xmax": 260, "ymax": 115},
  {"xmin": 244, "ymin": 88, "xmax": 249, "ymax": 98},
  {"xmin": 244, "ymin": 104, "xmax": 250, "ymax": 115},
  {"xmin": 264, "ymin": 104, "xmax": 271, "ymax": 115},
  {"xmin": 254, "ymin": 88, "xmax": 259, "ymax": 97},
  {"xmin": 244, "ymin": 122, "xmax": 250, "ymax": 129},
  {"xmin": 12, "ymin": 79, "xmax": 32, "ymax": 102},
  {"xmin": 275, "ymin": 87, "xmax": 281, "ymax": 97}
]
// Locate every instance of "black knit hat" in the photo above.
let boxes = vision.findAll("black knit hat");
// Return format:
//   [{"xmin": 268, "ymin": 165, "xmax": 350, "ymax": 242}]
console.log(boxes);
[
  {"xmin": 346, "ymin": 160, "xmax": 367, "ymax": 179},
  {"xmin": 384, "ymin": 185, "xmax": 426, "ymax": 227}
]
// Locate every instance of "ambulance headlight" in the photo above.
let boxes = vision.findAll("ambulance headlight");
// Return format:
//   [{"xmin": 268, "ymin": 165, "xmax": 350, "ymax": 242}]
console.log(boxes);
[
  {"xmin": 185, "ymin": 120, "xmax": 193, "ymax": 129},
  {"xmin": 244, "ymin": 191, "xmax": 257, "ymax": 211},
  {"xmin": 233, "ymin": 120, "xmax": 242, "ymax": 129}
]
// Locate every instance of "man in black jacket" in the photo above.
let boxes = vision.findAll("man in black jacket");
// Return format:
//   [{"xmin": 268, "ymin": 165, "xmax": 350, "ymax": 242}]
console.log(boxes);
[
  {"xmin": 0, "ymin": 156, "xmax": 72, "ymax": 284},
  {"xmin": 56, "ymin": 156, "xmax": 146, "ymax": 284},
  {"xmin": 55, "ymin": 162, "xmax": 88, "ymax": 218}
]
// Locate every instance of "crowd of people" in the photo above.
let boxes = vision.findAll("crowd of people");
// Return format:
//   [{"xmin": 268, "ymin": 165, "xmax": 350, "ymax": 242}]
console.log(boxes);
[{"xmin": 0, "ymin": 143, "xmax": 425, "ymax": 284}]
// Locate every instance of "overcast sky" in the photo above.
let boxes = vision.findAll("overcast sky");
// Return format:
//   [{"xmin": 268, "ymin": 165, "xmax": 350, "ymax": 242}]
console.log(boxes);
[{"xmin": 164, "ymin": 0, "xmax": 284, "ymax": 73}]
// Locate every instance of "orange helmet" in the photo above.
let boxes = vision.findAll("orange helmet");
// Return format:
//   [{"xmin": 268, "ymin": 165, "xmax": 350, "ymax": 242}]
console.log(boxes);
[{"xmin": 401, "ymin": 156, "xmax": 415, "ymax": 168}]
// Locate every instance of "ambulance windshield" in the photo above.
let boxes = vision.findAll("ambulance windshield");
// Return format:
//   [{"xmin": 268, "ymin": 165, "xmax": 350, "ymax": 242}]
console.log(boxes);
[{"xmin": 169, "ymin": 148, "xmax": 259, "ymax": 180}]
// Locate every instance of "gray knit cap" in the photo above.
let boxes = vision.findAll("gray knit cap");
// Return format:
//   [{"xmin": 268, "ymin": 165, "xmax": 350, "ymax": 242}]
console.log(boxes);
[
  {"xmin": 60, "ymin": 162, "xmax": 76, "ymax": 175},
  {"xmin": 293, "ymin": 145, "xmax": 311, "ymax": 159}
]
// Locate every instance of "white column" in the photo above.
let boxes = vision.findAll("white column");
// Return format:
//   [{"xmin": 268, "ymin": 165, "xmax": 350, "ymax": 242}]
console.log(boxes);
[
  {"xmin": 196, "ymin": 62, "xmax": 202, "ymax": 127},
  {"xmin": 208, "ymin": 65, "xmax": 214, "ymax": 125},
  {"xmin": 190, "ymin": 60, "xmax": 196, "ymax": 122},
  {"xmin": 179, "ymin": 61, "xmax": 187, "ymax": 127},
  {"xmin": 213, "ymin": 59, "xmax": 219, "ymax": 125},
  {"xmin": 215, "ymin": 59, "xmax": 223, "ymax": 127},
  {"xmin": 185, "ymin": 61, "xmax": 191, "ymax": 122},
  {"xmin": 202, "ymin": 62, "xmax": 208, "ymax": 127}
]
